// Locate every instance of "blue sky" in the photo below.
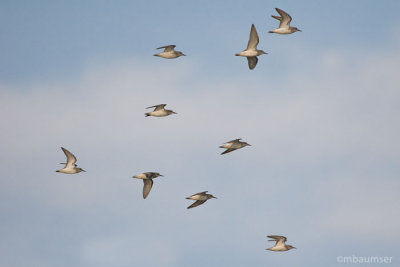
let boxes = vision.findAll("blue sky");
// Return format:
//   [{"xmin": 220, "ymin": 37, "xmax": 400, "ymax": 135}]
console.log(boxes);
[{"xmin": 1, "ymin": 1, "xmax": 400, "ymax": 266}]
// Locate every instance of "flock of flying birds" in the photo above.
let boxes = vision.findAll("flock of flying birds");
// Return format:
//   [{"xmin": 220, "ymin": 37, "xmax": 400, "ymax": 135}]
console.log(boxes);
[{"xmin": 56, "ymin": 8, "xmax": 299, "ymax": 252}]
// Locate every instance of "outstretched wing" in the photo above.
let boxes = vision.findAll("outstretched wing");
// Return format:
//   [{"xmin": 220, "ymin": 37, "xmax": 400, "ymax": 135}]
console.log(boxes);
[
  {"xmin": 189, "ymin": 191, "xmax": 208, "ymax": 197},
  {"xmin": 275, "ymin": 8, "xmax": 292, "ymax": 28},
  {"xmin": 271, "ymin": 15, "xmax": 282, "ymax": 21},
  {"xmin": 157, "ymin": 45, "xmax": 176, "ymax": 52},
  {"xmin": 247, "ymin": 56, "xmax": 258, "ymax": 70},
  {"xmin": 146, "ymin": 104, "xmax": 166, "ymax": 111},
  {"xmin": 246, "ymin": 24, "xmax": 259, "ymax": 50},
  {"xmin": 143, "ymin": 179, "xmax": 153, "ymax": 199},
  {"xmin": 187, "ymin": 200, "xmax": 206, "ymax": 209},
  {"xmin": 61, "ymin": 147, "xmax": 77, "ymax": 168},
  {"xmin": 225, "ymin": 138, "xmax": 241, "ymax": 144},
  {"xmin": 221, "ymin": 148, "xmax": 237, "ymax": 155}
]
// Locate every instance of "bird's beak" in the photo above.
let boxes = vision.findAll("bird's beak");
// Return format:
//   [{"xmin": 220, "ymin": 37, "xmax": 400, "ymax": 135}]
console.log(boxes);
[
  {"xmin": 82, "ymin": 169, "xmax": 86, "ymax": 172},
  {"xmin": 160, "ymin": 175, "xmax": 164, "ymax": 177},
  {"xmin": 153, "ymin": 54, "xmax": 158, "ymax": 56},
  {"xmin": 235, "ymin": 53, "xmax": 239, "ymax": 56},
  {"xmin": 172, "ymin": 111, "xmax": 177, "ymax": 114},
  {"xmin": 298, "ymin": 29, "xmax": 302, "ymax": 32},
  {"xmin": 293, "ymin": 247, "xmax": 297, "ymax": 249},
  {"xmin": 247, "ymin": 144, "xmax": 251, "ymax": 146},
  {"xmin": 182, "ymin": 54, "xmax": 186, "ymax": 56}
]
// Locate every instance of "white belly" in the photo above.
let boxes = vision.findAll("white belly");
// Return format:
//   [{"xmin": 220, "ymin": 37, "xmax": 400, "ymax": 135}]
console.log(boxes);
[
  {"xmin": 149, "ymin": 110, "xmax": 168, "ymax": 117},
  {"xmin": 134, "ymin": 173, "xmax": 147, "ymax": 179},
  {"xmin": 58, "ymin": 168, "xmax": 78, "ymax": 174},
  {"xmin": 269, "ymin": 245, "xmax": 287, "ymax": 251},
  {"xmin": 273, "ymin": 28, "xmax": 291, "ymax": 34},
  {"xmin": 220, "ymin": 143, "xmax": 232, "ymax": 149},
  {"xmin": 157, "ymin": 52, "xmax": 178, "ymax": 59},
  {"xmin": 237, "ymin": 50, "xmax": 258, "ymax": 57},
  {"xmin": 188, "ymin": 195, "xmax": 207, "ymax": 201}
]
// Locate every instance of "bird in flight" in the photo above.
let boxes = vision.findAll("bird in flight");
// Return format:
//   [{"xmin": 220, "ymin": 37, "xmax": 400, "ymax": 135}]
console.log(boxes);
[
  {"xmin": 154, "ymin": 45, "xmax": 186, "ymax": 59},
  {"xmin": 186, "ymin": 191, "xmax": 217, "ymax": 209},
  {"xmin": 132, "ymin": 172, "xmax": 164, "ymax": 199},
  {"xmin": 56, "ymin": 147, "xmax": 86, "ymax": 174},
  {"xmin": 145, "ymin": 104, "xmax": 177, "ymax": 117},
  {"xmin": 269, "ymin": 8, "xmax": 301, "ymax": 34},
  {"xmin": 235, "ymin": 24, "xmax": 267, "ymax": 69},
  {"xmin": 219, "ymin": 138, "xmax": 251, "ymax": 155},
  {"xmin": 266, "ymin": 235, "xmax": 296, "ymax": 251}
]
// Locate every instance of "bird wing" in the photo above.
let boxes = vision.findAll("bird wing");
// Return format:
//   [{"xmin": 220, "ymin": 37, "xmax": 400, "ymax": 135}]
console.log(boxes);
[
  {"xmin": 275, "ymin": 8, "xmax": 292, "ymax": 28},
  {"xmin": 146, "ymin": 104, "xmax": 166, "ymax": 111},
  {"xmin": 271, "ymin": 15, "xmax": 282, "ymax": 21},
  {"xmin": 187, "ymin": 200, "xmax": 206, "ymax": 209},
  {"xmin": 221, "ymin": 148, "xmax": 237, "ymax": 155},
  {"xmin": 61, "ymin": 147, "xmax": 77, "ymax": 168},
  {"xmin": 267, "ymin": 235, "xmax": 287, "ymax": 246},
  {"xmin": 225, "ymin": 138, "xmax": 241, "ymax": 144},
  {"xmin": 247, "ymin": 56, "xmax": 258, "ymax": 70},
  {"xmin": 157, "ymin": 45, "xmax": 176, "ymax": 52},
  {"xmin": 246, "ymin": 24, "xmax": 259, "ymax": 50},
  {"xmin": 142, "ymin": 179, "xmax": 153, "ymax": 199},
  {"xmin": 190, "ymin": 191, "xmax": 208, "ymax": 197}
]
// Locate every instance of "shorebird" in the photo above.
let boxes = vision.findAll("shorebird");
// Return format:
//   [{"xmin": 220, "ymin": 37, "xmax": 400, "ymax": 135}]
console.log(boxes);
[
  {"xmin": 132, "ymin": 172, "xmax": 163, "ymax": 199},
  {"xmin": 145, "ymin": 104, "xmax": 177, "ymax": 117},
  {"xmin": 220, "ymin": 138, "xmax": 251, "ymax": 155},
  {"xmin": 154, "ymin": 45, "xmax": 186, "ymax": 59},
  {"xmin": 56, "ymin": 147, "xmax": 85, "ymax": 174},
  {"xmin": 269, "ymin": 8, "xmax": 301, "ymax": 34},
  {"xmin": 266, "ymin": 235, "xmax": 296, "ymax": 251},
  {"xmin": 186, "ymin": 191, "xmax": 217, "ymax": 209},
  {"xmin": 235, "ymin": 24, "xmax": 267, "ymax": 70}
]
